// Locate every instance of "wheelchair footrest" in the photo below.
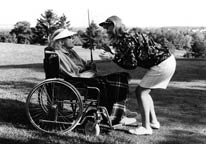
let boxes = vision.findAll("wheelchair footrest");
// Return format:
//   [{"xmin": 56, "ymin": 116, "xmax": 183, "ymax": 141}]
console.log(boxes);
[{"xmin": 39, "ymin": 119, "xmax": 73, "ymax": 125}]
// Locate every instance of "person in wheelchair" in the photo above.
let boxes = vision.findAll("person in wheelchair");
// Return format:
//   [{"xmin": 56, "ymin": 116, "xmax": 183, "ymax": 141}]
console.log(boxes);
[{"xmin": 46, "ymin": 28, "xmax": 137, "ymax": 125}]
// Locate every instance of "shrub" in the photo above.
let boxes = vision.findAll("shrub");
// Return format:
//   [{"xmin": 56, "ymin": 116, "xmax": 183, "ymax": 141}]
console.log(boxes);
[
  {"xmin": 191, "ymin": 40, "xmax": 206, "ymax": 58},
  {"xmin": 0, "ymin": 32, "xmax": 17, "ymax": 43}
]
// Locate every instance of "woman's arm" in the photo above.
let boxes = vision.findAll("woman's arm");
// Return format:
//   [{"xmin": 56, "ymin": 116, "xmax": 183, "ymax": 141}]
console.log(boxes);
[{"xmin": 112, "ymin": 35, "xmax": 138, "ymax": 70}]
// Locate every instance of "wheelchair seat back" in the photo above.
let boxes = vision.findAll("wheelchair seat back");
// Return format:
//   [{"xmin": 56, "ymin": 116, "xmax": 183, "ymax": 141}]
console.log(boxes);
[{"xmin": 44, "ymin": 48, "xmax": 60, "ymax": 79}]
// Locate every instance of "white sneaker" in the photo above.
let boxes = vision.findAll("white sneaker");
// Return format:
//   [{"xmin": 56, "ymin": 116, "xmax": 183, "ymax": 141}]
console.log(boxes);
[
  {"xmin": 129, "ymin": 126, "xmax": 153, "ymax": 135},
  {"xmin": 150, "ymin": 121, "xmax": 160, "ymax": 129},
  {"xmin": 120, "ymin": 116, "xmax": 136, "ymax": 125}
]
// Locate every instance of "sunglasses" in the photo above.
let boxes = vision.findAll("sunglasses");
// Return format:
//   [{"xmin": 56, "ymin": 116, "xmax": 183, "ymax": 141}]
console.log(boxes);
[{"xmin": 67, "ymin": 36, "xmax": 74, "ymax": 39}]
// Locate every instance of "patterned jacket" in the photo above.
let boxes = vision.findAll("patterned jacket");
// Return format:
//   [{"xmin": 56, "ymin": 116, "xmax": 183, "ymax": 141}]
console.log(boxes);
[{"xmin": 112, "ymin": 32, "xmax": 171, "ymax": 69}]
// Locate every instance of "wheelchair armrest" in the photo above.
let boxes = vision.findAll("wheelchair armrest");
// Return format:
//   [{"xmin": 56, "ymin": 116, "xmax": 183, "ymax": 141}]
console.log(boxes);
[
  {"xmin": 87, "ymin": 86, "xmax": 100, "ymax": 95},
  {"xmin": 85, "ymin": 86, "xmax": 100, "ymax": 102},
  {"xmin": 44, "ymin": 50, "xmax": 57, "ymax": 55}
]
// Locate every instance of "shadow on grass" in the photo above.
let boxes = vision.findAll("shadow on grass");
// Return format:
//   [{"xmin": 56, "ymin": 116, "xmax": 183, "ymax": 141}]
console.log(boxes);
[
  {"xmin": 151, "ymin": 87, "xmax": 206, "ymax": 126},
  {"xmin": 0, "ymin": 99, "xmax": 31, "ymax": 129},
  {"xmin": 0, "ymin": 138, "xmax": 26, "ymax": 144},
  {"xmin": 0, "ymin": 63, "xmax": 44, "ymax": 72},
  {"xmin": 0, "ymin": 132, "xmax": 109, "ymax": 144},
  {"xmin": 0, "ymin": 80, "xmax": 38, "ymax": 90},
  {"xmin": 0, "ymin": 138, "xmax": 95, "ymax": 144},
  {"xmin": 0, "ymin": 80, "xmax": 42, "ymax": 130},
  {"xmin": 158, "ymin": 129, "xmax": 206, "ymax": 144},
  {"xmin": 128, "ymin": 85, "xmax": 206, "ymax": 125},
  {"xmin": 0, "ymin": 98, "xmax": 104, "ymax": 144}
]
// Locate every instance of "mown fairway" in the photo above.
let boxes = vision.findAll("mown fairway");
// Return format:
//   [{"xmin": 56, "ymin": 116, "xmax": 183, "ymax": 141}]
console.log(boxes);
[{"xmin": 0, "ymin": 43, "xmax": 205, "ymax": 144}]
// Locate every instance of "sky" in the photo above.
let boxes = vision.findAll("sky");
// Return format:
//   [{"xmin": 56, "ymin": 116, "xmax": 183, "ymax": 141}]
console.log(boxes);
[{"xmin": 0, "ymin": 0, "xmax": 206, "ymax": 29}]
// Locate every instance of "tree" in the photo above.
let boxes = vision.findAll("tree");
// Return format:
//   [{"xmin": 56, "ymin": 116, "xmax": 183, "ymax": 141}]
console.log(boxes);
[
  {"xmin": 57, "ymin": 14, "xmax": 70, "ymax": 29},
  {"xmin": 33, "ymin": 9, "xmax": 71, "ymax": 45},
  {"xmin": 80, "ymin": 21, "xmax": 102, "ymax": 49},
  {"xmin": 148, "ymin": 28, "xmax": 193, "ymax": 51},
  {"xmin": 0, "ymin": 31, "xmax": 17, "ymax": 43},
  {"xmin": 79, "ymin": 21, "xmax": 106, "ymax": 62},
  {"xmin": 147, "ymin": 29, "xmax": 176, "ymax": 51},
  {"xmin": 191, "ymin": 32, "xmax": 206, "ymax": 58},
  {"xmin": 33, "ymin": 9, "xmax": 58, "ymax": 45},
  {"xmin": 10, "ymin": 21, "xmax": 32, "ymax": 44}
]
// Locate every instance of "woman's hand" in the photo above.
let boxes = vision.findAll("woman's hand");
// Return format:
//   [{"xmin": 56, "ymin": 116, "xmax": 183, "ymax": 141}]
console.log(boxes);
[
  {"xmin": 102, "ymin": 45, "xmax": 114, "ymax": 54},
  {"xmin": 99, "ymin": 50, "xmax": 114, "ymax": 60}
]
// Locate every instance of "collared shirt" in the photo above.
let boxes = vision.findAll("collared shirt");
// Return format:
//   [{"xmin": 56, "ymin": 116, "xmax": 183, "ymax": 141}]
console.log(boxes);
[{"xmin": 112, "ymin": 32, "xmax": 171, "ymax": 69}]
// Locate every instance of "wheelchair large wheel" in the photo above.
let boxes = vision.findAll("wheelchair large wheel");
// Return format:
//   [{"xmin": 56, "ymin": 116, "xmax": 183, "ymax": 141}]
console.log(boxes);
[{"xmin": 26, "ymin": 78, "xmax": 83, "ymax": 133}]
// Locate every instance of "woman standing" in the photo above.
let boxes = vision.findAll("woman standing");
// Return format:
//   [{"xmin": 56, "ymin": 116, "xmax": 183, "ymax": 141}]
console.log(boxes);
[{"xmin": 99, "ymin": 16, "xmax": 176, "ymax": 135}]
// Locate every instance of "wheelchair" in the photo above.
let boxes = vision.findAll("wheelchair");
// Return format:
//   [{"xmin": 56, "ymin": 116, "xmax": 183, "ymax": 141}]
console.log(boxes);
[{"xmin": 26, "ymin": 48, "xmax": 128, "ymax": 136}]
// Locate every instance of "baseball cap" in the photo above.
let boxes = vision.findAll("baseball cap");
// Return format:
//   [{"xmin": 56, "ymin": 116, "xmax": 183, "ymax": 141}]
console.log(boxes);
[
  {"xmin": 99, "ymin": 19, "xmax": 114, "ymax": 27},
  {"xmin": 99, "ymin": 15, "xmax": 122, "ymax": 28}
]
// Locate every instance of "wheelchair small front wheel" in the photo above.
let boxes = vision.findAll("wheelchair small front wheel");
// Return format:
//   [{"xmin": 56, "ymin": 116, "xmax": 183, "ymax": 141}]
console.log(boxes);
[{"xmin": 85, "ymin": 120, "xmax": 100, "ymax": 136}]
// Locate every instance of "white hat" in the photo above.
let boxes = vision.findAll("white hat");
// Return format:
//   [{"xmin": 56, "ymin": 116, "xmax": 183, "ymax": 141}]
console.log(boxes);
[{"xmin": 51, "ymin": 28, "xmax": 76, "ymax": 41}]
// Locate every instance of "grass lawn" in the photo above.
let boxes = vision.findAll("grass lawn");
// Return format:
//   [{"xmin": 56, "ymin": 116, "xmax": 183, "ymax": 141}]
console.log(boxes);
[{"xmin": 0, "ymin": 42, "xmax": 205, "ymax": 144}]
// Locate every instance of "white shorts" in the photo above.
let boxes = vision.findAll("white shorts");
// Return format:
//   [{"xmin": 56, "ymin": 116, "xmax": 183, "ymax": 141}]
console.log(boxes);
[{"xmin": 140, "ymin": 54, "xmax": 176, "ymax": 89}]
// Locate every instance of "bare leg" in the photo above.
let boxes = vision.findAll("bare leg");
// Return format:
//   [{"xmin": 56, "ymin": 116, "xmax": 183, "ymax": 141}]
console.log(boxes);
[
  {"xmin": 128, "ymin": 86, "xmax": 155, "ymax": 135},
  {"xmin": 135, "ymin": 86, "xmax": 155, "ymax": 129},
  {"xmin": 135, "ymin": 86, "xmax": 151, "ymax": 129},
  {"xmin": 148, "ymin": 94, "xmax": 158, "ymax": 124}
]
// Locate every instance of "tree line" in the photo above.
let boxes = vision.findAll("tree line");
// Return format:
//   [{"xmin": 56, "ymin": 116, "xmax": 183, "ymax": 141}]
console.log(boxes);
[{"xmin": 0, "ymin": 9, "xmax": 206, "ymax": 58}]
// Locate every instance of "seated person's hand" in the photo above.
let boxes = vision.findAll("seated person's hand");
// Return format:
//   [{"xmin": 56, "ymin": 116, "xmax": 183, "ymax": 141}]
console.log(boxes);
[
  {"xmin": 85, "ymin": 62, "xmax": 97, "ymax": 72},
  {"xmin": 79, "ymin": 70, "xmax": 96, "ymax": 78}
]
